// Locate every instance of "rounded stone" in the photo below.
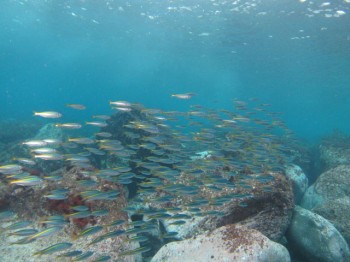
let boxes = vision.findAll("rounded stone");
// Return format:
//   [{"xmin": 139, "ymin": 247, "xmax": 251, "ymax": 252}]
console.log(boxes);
[
  {"xmin": 286, "ymin": 206, "xmax": 350, "ymax": 262},
  {"xmin": 301, "ymin": 165, "xmax": 350, "ymax": 210}
]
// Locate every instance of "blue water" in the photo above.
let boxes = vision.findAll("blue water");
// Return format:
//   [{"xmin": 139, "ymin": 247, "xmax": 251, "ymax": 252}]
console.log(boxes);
[{"xmin": 1, "ymin": 0, "xmax": 350, "ymax": 142}]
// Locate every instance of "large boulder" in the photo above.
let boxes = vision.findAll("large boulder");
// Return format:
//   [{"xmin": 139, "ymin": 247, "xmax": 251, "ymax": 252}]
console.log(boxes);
[
  {"xmin": 313, "ymin": 197, "xmax": 350, "ymax": 246},
  {"xmin": 301, "ymin": 165, "xmax": 350, "ymax": 247},
  {"xmin": 285, "ymin": 164, "xmax": 308, "ymax": 204},
  {"xmin": 319, "ymin": 141, "xmax": 350, "ymax": 171},
  {"xmin": 286, "ymin": 206, "xmax": 350, "ymax": 262},
  {"xmin": 214, "ymin": 173, "xmax": 294, "ymax": 242},
  {"xmin": 301, "ymin": 165, "xmax": 350, "ymax": 210},
  {"xmin": 160, "ymin": 173, "xmax": 294, "ymax": 242},
  {"xmin": 151, "ymin": 224, "xmax": 290, "ymax": 262}
]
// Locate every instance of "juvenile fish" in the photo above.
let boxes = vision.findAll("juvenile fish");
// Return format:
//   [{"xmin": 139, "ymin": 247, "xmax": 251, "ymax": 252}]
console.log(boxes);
[
  {"xmin": 10, "ymin": 176, "xmax": 43, "ymax": 186},
  {"xmin": 75, "ymin": 226, "xmax": 103, "ymax": 239},
  {"xmin": 43, "ymin": 138, "xmax": 62, "ymax": 144},
  {"xmin": 86, "ymin": 121, "xmax": 107, "ymax": 127},
  {"xmin": 31, "ymin": 148, "xmax": 57, "ymax": 154},
  {"xmin": 77, "ymin": 180, "xmax": 98, "ymax": 187},
  {"xmin": 119, "ymin": 246, "xmax": 151, "ymax": 256},
  {"xmin": 91, "ymin": 210, "xmax": 109, "ymax": 217},
  {"xmin": 44, "ymin": 193, "xmax": 68, "ymax": 200},
  {"xmin": 66, "ymin": 104, "xmax": 86, "ymax": 110},
  {"xmin": 66, "ymin": 155, "xmax": 90, "ymax": 163},
  {"xmin": 0, "ymin": 164, "xmax": 22, "ymax": 175},
  {"xmin": 33, "ymin": 242, "xmax": 73, "ymax": 256},
  {"xmin": 34, "ymin": 153, "xmax": 64, "ymax": 161},
  {"xmin": 34, "ymin": 111, "xmax": 62, "ymax": 118},
  {"xmin": 2, "ymin": 220, "xmax": 31, "ymax": 231},
  {"xmin": 13, "ymin": 158, "xmax": 36, "ymax": 166},
  {"xmin": 109, "ymin": 100, "xmax": 131, "ymax": 107},
  {"xmin": 171, "ymin": 93, "xmax": 195, "ymax": 99},
  {"xmin": 129, "ymin": 235, "xmax": 149, "ymax": 242},
  {"xmin": 66, "ymin": 211, "xmax": 91, "ymax": 219},
  {"xmin": 55, "ymin": 123, "xmax": 82, "ymax": 129},
  {"xmin": 39, "ymin": 216, "xmax": 67, "ymax": 226},
  {"xmin": 22, "ymin": 140, "xmax": 47, "ymax": 147},
  {"xmin": 72, "ymin": 251, "xmax": 94, "ymax": 261},
  {"xmin": 113, "ymin": 107, "xmax": 132, "ymax": 112},
  {"xmin": 57, "ymin": 250, "xmax": 83, "ymax": 258},
  {"xmin": 168, "ymin": 220, "xmax": 186, "ymax": 226},
  {"xmin": 10, "ymin": 237, "xmax": 35, "ymax": 245},
  {"xmin": 95, "ymin": 132, "xmax": 112, "ymax": 138},
  {"xmin": 27, "ymin": 226, "xmax": 62, "ymax": 241},
  {"xmin": 71, "ymin": 205, "xmax": 89, "ymax": 212},
  {"xmin": 105, "ymin": 219, "xmax": 125, "ymax": 227},
  {"xmin": 92, "ymin": 255, "xmax": 111, "ymax": 262},
  {"xmin": 8, "ymin": 228, "xmax": 38, "ymax": 236},
  {"xmin": 85, "ymin": 147, "xmax": 106, "ymax": 156},
  {"xmin": 81, "ymin": 190, "xmax": 119, "ymax": 201},
  {"xmin": 69, "ymin": 137, "xmax": 95, "ymax": 145},
  {"xmin": 92, "ymin": 115, "xmax": 110, "ymax": 120}
]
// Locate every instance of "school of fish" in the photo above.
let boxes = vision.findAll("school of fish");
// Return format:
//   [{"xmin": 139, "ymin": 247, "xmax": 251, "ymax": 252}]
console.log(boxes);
[{"xmin": 0, "ymin": 94, "xmax": 295, "ymax": 261}]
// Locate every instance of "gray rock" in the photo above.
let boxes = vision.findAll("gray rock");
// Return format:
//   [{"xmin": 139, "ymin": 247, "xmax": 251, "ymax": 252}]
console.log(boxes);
[
  {"xmin": 34, "ymin": 123, "xmax": 65, "ymax": 141},
  {"xmin": 152, "ymin": 224, "xmax": 290, "ymax": 262},
  {"xmin": 162, "ymin": 173, "xmax": 294, "ymax": 242},
  {"xmin": 300, "ymin": 184, "xmax": 324, "ymax": 210},
  {"xmin": 286, "ymin": 206, "xmax": 350, "ymax": 262},
  {"xmin": 285, "ymin": 164, "xmax": 308, "ymax": 204},
  {"xmin": 319, "ymin": 144, "xmax": 350, "ymax": 170},
  {"xmin": 301, "ymin": 165, "xmax": 350, "ymax": 210},
  {"xmin": 215, "ymin": 173, "xmax": 294, "ymax": 242},
  {"xmin": 313, "ymin": 197, "xmax": 350, "ymax": 246}
]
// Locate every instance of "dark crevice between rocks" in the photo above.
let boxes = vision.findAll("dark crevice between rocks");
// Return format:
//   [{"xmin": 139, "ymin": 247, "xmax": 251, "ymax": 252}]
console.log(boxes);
[
  {"xmin": 131, "ymin": 214, "xmax": 161, "ymax": 262},
  {"xmin": 126, "ymin": 181, "xmax": 138, "ymax": 199}
]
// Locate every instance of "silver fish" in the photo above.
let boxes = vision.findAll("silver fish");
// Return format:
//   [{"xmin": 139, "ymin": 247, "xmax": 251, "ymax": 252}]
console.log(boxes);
[{"xmin": 34, "ymin": 111, "xmax": 62, "ymax": 118}]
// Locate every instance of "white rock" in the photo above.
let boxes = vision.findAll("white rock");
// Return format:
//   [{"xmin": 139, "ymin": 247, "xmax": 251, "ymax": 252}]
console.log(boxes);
[{"xmin": 152, "ymin": 224, "xmax": 290, "ymax": 262}]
